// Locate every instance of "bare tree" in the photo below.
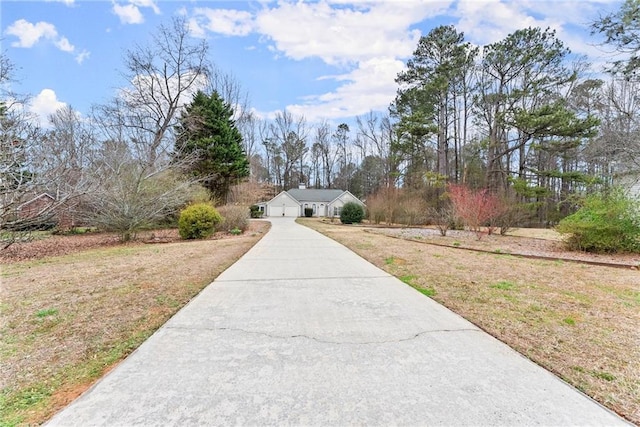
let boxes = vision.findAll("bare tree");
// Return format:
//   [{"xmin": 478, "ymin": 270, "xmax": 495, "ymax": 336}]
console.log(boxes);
[
  {"xmin": 115, "ymin": 16, "xmax": 210, "ymax": 168},
  {"xmin": 356, "ymin": 112, "xmax": 401, "ymax": 189},
  {"xmin": 237, "ymin": 111, "xmax": 259, "ymax": 177},
  {"xmin": 0, "ymin": 58, "xmax": 92, "ymax": 247},
  {"xmin": 314, "ymin": 121, "xmax": 337, "ymax": 188},
  {"xmin": 269, "ymin": 111, "xmax": 308, "ymax": 189},
  {"xmin": 80, "ymin": 137, "xmax": 203, "ymax": 241}
]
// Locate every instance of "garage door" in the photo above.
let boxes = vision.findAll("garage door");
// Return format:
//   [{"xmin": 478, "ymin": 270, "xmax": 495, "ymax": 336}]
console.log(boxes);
[{"xmin": 269, "ymin": 205, "xmax": 299, "ymax": 217}]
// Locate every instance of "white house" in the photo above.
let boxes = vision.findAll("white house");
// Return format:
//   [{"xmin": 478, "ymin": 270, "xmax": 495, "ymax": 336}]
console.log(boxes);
[
  {"xmin": 260, "ymin": 185, "xmax": 365, "ymax": 217},
  {"xmin": 613, "ymin": 170, "xmax": 640, "ymax": 198}
]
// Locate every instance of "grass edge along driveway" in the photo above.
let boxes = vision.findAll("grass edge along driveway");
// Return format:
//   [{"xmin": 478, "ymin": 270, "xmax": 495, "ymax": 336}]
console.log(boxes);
[
  {"xmin": 298, "ymin": 218, "xmax": 640, "ymax": 425},
  {"xmin": 0, "ymin": 221, "xmax": 270, "ymax": 426}
]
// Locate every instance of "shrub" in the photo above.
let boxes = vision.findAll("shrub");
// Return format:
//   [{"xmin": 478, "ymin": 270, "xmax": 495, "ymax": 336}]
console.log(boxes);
[
  {"xmin": 217, "ymin": 204, "xmax": 249, "ymax": 233},
  {"xmin": 428, "ymin": 206, "xmax": 457, "ymax": 236},
  {"xmin": 495, "ymin": 201, "xmax": 530, "ymax": 235},
  {"xmin": 249, "ymin": 204, "xmax": 263, "ymax": 218},
  {"xmin": 178, "ymin": 203, "xmax": 223, "ymax": 239},
  {"xmin": 304, "ymin": 207, "xmax": 313, "ymax": 217},
  {"xmin": 556, "ymin": 189, "xmax": 640, "ymax": 253},
  {"xmin": 365, "ymin": 188, "xmax": 400, "ymax": 224},
  {"xmin": 340, "ymin": 202, "xmax": 365, "ymax": 224},
  {"xmin": 397, "ymin": 192, "xmax": 429, "ymax": 226},
  {"xmin": 448, "ymin": 184, "xmax": 506, "ymax": 239}
]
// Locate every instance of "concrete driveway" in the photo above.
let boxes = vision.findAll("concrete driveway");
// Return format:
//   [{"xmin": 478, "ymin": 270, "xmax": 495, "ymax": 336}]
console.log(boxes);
[{"xmin": 47, "ymin": 217, "xmax": 628, "ymax": 426}]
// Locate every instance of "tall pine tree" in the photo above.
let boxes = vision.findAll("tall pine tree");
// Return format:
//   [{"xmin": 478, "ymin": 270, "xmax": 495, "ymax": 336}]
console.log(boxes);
[{"xmin": 174, "ymin": 91, "xmax": 249, "ymax": 202}]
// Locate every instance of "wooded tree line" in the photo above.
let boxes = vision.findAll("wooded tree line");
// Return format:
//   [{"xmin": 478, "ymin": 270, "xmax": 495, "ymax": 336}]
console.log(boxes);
[
  {"xmin": 240, "ymin": 2, "xmax": 640, "ymax": 226},
  {"xmin": 1, "ymin": 1, "xmax": 639, "ymax": 243}
]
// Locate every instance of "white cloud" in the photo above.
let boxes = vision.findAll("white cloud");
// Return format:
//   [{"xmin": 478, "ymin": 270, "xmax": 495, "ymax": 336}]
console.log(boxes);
[
  {"xmin": 453, "ymin": 0, "xmax": 554, "ymax": 46},
  {"xmin": 186, "ymin": 17, "xmax": 207, "ymax": 39},
  {"xmin": 54, "ymin": 37, "xmax": 75, "ymax": 53},
  {"xmin": 5, "ymin": 19, "xmax": 88, "ymax": 64},
  {"xmin": 252, "ymin": 1, "xmax": 446, "ymax": 65},
  {"xmin": 45, "ymin": 0, "xmax": 75, "ymax": 5},
  {"xmin": 75, "ymin": 50, "xmax": 91, "ymax": 65},
  {"xmin": 113, "ymin": 3, "xmax": 144, "ymax": 24},
  {"xmin": 6, "ymin": 19, "xmax": 58, "ymax": 48},
  {"xmin": 112, "ymin": 0, "xmax": 161, "ymax": 25},
  {"xmin": 131, "ymin": 0, "xmax": 161, "ymax": 15},
  {"xmin": 30, "ymin": 89, "xmax": 67, "ymax": 127},
  {"xmin": 287, "ymin": 57, "xmax": 405, "ymax": 121},
  {"xmin": 191, "ymin": 8, "xmax": 254, "ymax": 37}
]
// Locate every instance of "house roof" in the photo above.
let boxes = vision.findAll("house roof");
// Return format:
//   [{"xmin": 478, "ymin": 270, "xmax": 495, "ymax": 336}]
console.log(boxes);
[{"xmin": 286, "ymin": 188, "xmax": 345, "ymax": 203}]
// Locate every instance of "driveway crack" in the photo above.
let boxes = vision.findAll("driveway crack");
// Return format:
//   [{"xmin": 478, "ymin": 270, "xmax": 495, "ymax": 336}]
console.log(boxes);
[{"xmin": 166, "ymin": 324, "xmax": 479, "ymax": 345}]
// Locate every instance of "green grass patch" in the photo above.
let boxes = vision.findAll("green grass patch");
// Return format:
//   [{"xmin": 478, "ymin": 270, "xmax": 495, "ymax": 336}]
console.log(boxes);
[
  {"xmin": 591, "ymin": 370, "xmax": 616, "ymax": 381},
  {"xmin": 35, "ymin": 308, "xmax": 58, "ymax": 318},
  {"xmin": 417, "ymin": 288, "xmax": 436, "ymax": 297},
  {"xmin": 399, "ymin": 275, "xmax": 417, "ymax": 286},
  {"xmin": 155, "ymin": 294, "xmax": 180, "ymax": 308},
  {"xmin": 563, "ymin": 317, "xmax": 576, "ymax": 326},
  {"xmin": 490, "ymin": 281, "xmax": 516, "ymax": 291},
  {"xmin": 384, "ymin": 256, "xmax": 395, "ymax": 265}
]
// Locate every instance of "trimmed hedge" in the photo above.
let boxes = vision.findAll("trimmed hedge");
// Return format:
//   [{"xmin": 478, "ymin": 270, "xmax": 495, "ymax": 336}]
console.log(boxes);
[
  {"xmin": 178, "ymin": 203, "xmax": 223, "ymax": 239},
  {"xmin": 340, "ymin": 202, "xmax": 365, "ymax": 224}
]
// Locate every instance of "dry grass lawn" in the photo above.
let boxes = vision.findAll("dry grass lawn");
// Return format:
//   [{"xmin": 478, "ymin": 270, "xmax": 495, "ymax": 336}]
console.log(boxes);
[
  {"xmin": 0, "ymin": 221, "xmax": 270, "ymax": 426},
  {"xmin": 299, "ymin": 218, "xmax": 640, "ymax": 425}
]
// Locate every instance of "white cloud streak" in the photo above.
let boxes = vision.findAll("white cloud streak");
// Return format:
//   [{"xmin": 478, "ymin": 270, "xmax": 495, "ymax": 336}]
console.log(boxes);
[
  {"xmin": 45, "ymin": 0, "xmax": 75, "ymax": 5},
  {"xmin": 5, "ymin": 19, "xmax": 89, "ymax": 64},
  {"xmin": 112, "ymin": 0, "xmax": 161, "ymax": 25}
]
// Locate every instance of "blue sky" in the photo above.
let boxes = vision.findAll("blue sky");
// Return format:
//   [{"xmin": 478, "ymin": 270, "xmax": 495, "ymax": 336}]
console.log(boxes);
[{"xmin": 1, "ymin": 0, "xmax": 624, "ymax": 127}]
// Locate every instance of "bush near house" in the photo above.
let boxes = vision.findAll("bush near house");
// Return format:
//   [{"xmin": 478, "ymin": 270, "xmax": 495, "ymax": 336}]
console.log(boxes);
[
  {"xmin": 249, "ymin": 204, "xmax": 263, "ymax": 218},
  {"xmin": 218, "ymin": 204, "xmax": 249, "ymax": 233},
  {"xmin": 340, "ymin": 202, "xmax": 365, "ymax": 224},
  {"xmin": 556, "ymin": 188, "xmax": 640, "ymax": 253},
  {"xmin": 178, "ymin": 203, "xmax": 223, "ymax": 239},
  {"xmin": 304, "ymin": 207, "xmax": 313, "ymax": 217}
]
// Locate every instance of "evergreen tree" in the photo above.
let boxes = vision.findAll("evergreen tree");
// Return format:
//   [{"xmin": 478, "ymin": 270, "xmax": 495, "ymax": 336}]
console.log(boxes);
[
  {"xmin": 592, "ymin": 0, "xmax": 640, "ymax": 79},
  {"xmin": 174, "ymin": 91, "xmax": 249, "ymax": 202}
]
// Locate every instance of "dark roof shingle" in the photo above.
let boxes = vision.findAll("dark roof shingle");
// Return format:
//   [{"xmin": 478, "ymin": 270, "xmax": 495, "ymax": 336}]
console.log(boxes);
[{"xmin": 287, "ymin": 189, "xmax": 344, "ymax": 203}]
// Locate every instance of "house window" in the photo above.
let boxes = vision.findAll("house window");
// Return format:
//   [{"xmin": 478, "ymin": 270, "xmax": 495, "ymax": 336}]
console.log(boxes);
[
  {"xmin": 312, "ymin": 204, "xmax": 316, "ymax": 214},
  {"xmin": 333, "ymin": 206, "xmax": 342, "ymax": 216}
]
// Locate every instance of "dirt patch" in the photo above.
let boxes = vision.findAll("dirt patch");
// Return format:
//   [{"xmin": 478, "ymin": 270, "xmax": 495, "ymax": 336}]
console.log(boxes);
[
  {"xmin": 300, "ymin": 218, "xmax": 640, "ymax": 425},
  {"xmin": 0, "ymin": 221, "xmax": 270, "ymax": 425}
]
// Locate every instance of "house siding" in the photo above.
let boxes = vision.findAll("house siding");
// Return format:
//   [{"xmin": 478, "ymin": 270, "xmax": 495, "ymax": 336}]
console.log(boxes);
[
  {"xmin": 328, "ymin": 192, "xmax": 364, "ymax": 217},
  {"xmin": 262, "ymin": 189, "xmax": 365, "ymax": 218},
  {"xmin": 266, "ymin": 192, "xmax": 301, "ymax": 217}
]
